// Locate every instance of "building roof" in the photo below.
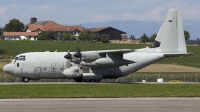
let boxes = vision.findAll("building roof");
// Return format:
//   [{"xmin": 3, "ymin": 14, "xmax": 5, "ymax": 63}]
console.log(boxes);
[
  {"xmin": 27, "ymin": 20, "xmax": 83, "ymax": 32},
  {"xmin": 85, "ymin": 27, "xmax": 109, "ymax": 32},
  {"xmin": 85, "ymin": 27, "xmax": 126, "ymax": 34},
  {"xmin": 29, "ymin": 20, "xmax": 61, "ymax": 26},
  {"xmin": 3, "ymin": 32, "xmax": 38, "ymax": 36},
  {"xmin": 27, "ymin": 25, "xmax": 45, "ymax": 31},
  {"xmin": 42, "ymin": 25, "xmax": 83, "ymax": 32}
]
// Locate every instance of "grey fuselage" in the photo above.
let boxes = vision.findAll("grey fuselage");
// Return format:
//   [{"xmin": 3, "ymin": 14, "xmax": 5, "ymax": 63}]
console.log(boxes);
[{"xmin": 4, "ymin": 50, "xmax": 164, "ymax": 79}]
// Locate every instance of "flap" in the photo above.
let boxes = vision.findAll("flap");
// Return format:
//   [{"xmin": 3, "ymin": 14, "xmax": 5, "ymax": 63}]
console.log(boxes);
[
  {"xmin": 96, "ymin": 49, "xmax": 133, "ymax": 59},
  {"xmin": 97, "ymin": 49, "xmax": 133, "ymax": 54}
]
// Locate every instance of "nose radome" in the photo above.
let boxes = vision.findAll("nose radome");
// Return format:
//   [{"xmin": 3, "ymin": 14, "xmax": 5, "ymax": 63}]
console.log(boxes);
[{"xmin": 3, "ymin": 64, "xmax": 13, "ymax": 74}]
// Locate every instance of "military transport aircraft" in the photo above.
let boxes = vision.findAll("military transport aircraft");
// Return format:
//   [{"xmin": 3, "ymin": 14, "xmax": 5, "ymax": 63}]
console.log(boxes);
[{"xmin": 3, "ymin": 8, "xmax": 193, "ymax": 82}]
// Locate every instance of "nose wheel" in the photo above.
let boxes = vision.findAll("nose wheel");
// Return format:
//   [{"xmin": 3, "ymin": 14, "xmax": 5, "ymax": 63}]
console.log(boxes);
[{"xmin": 22, "ymin": 77, "xmax": 29, "ymax": 82}]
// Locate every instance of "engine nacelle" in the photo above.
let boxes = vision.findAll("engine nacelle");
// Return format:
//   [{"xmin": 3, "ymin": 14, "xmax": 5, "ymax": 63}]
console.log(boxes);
[
  {"xmin": 67, "ymin": 51, "xmax": 101, "ymax": 63},
  {"xmin": 82, "ymin": 73, "xmax": 102, "ymax": 79},
  {"xmin": 80, "ymin": 58, "xmax": 135, "ymax": 67},
  {"xmin": 81, "ymin": 51, "xmax": 101, "ymax": 62},
  {"xmin": 62, "ymin": 66, "xmax": 82, "ymax": 78}
]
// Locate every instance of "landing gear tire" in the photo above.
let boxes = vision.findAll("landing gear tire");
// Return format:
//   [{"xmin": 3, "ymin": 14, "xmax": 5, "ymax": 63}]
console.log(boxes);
[
  {"xmin": 22, "ymin": 77, "xmax": 29, "ymax": 82},
  {"xmin": 92, "ymin": 79, "xmax": 101, "ymax": 82},
  {"xmin": 74, "ymin": 78, "xmax": 83, "ymax": 82},
  {"xmin": 83, "ymin": 79, "xmax": 92, "ymax": 82}
]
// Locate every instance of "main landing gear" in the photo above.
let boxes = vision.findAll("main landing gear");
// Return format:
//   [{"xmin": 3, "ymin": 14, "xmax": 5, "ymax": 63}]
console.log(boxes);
[
  {"xmin": 74, "ymin": 78, "xmax": 83, "ymax": 82},
  {"xmin": 74, "ymin": 78, "xmax": 101, "ymax": 82},
  {"xmin": 92, "ymin": 79, "xmax": 101, "ymax": 82},
  {"xmin": 22, "ymin": 77, "xmax": 29, "ymax": 82}
]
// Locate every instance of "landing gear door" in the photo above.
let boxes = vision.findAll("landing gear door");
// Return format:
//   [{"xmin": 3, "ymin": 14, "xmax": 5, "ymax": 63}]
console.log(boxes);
[
  {"xmin": 114, "ymin": 67, "xmax": 121, "ymax": 77},
  {"xmin": 109, "ymin": 67, "xmax": 115, "ymax": 75}
]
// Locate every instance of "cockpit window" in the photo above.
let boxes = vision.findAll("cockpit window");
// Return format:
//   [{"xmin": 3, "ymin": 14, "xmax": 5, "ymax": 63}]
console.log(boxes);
[{"xmin": 15, "ymin": 55, "xmax": 26, "ymax": 61}]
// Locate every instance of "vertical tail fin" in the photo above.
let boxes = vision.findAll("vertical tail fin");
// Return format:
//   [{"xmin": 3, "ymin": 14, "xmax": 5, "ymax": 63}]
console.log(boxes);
[{"xmin": 153, "ymin": 8, "xmax": 187, "ymax": 53}]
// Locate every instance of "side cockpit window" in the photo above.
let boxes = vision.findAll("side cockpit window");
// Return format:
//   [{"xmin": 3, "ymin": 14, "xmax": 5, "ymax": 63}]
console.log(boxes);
[
  {"xmin": 15, "ymin": 57, "xmax": 18, "ymax": 61},
  {"xmin": 13, "ymin": 56, "xmax": 18, "ymax": 64}
]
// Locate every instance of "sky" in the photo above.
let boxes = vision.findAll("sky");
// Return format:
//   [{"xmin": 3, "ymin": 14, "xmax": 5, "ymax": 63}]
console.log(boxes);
[{"xmin": 1, "ymin": 0, "xmax": 200, "ymax": 27}]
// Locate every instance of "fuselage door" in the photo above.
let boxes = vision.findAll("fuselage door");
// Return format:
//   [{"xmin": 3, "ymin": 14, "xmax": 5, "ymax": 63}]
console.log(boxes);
[
  {"xmin": 66, "ymin": 60, "xmax": 71, "ymax": 68},
  {"xmin": 34, "ymin": 67, "xmax": 41, "ymax": 78}
]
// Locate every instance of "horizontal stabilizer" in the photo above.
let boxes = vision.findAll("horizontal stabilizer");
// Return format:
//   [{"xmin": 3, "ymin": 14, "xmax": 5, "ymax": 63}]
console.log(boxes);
[{"xmin": 163, "ymin": 52, "xmax": 194, "ymax": 57}]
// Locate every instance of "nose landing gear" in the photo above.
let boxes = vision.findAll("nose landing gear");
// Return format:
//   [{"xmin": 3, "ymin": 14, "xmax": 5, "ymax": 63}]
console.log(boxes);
[{"xmin": 22, "ymin": 77, "xmax": 29, "ymax": 82}]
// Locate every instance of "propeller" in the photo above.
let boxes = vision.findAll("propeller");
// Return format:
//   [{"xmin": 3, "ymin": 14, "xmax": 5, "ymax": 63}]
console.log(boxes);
[
  {"xmin": 74, "ymin": 46, "xmax": 82, "ymax": 60},
  {"xmin": 64, "ymin": 50, "xmax": 71, "ymax": 59}
]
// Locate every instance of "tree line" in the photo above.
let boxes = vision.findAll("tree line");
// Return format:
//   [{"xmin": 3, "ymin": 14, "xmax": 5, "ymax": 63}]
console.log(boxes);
[
  {"xmin": 0, "ymin": 28, "xmax": 2, "ymax": 39},
  {"xmin": 129, "ymin": 30, "xmax": 190, "ymax": 43},
  {"xmin": 186, "ymin": 38, "xmax": 200, "ymax": 45},
  {"xmin": 37, "ymin": 30, "xmax": 110, "ymax": 42}
]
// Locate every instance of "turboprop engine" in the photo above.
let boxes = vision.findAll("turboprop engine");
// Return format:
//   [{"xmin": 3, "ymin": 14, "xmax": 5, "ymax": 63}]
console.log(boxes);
[
  {"xmin": 64, "ymin": 51, "xmax": 101, "ymax": 63},
  {"xmin": 62, "ymin": 66, "xmax": 82, "ymax": 78},
  {"xmin": 74, "ymin": 51, "xmax": 101, "ymax": 62}
]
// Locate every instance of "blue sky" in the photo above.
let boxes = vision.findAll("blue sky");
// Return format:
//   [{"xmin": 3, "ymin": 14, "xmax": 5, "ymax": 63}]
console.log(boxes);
[{"xmin": 0, "ymin": 0, "xmax": 200, "ymax": 26}]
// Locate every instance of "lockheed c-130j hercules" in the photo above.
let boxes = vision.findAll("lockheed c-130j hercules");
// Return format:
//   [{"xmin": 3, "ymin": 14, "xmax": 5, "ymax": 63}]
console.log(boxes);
[{"xmin": 3, "ymin": 8, "xmax": 193, "ymax": 82}]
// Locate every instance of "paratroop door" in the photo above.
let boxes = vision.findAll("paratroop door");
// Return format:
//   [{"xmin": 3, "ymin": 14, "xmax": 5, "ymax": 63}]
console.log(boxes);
[
  {"xmin": 34, "ymin": 67, "xmax": 41, "ymax": 77},
  {"xmin": 51, "ymin": 63, "xmax": 56, "ymax": 72}
]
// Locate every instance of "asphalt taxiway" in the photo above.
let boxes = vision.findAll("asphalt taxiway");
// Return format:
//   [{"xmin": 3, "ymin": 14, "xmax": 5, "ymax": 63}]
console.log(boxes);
[{"xmin": 0, "ymin": 98, "xmax": 200, "ymax": 112}]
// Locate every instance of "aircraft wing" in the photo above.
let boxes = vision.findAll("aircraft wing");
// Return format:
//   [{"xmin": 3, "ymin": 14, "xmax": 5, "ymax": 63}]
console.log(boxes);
[
  {"xmin": 96, "ymin": 49, "xmax": 133, "ymax": 54},
  {"xmin": 97, "ymin": 49, "xmax": 133, "ymax": 59},
  {"xmin": 80, "ymin": 49, "xmax": 135, "ymax": 67}
]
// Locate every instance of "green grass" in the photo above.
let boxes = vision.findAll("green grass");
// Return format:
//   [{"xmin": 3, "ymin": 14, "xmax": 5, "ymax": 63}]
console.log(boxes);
[
  {"xmin": 159, "ymin": 46, "xmax": 200, "ymax": 67},
  {"xmin": 0, "ymin": 40, "xmax": 199, "ymax": 67},
  {"xmin": 0, "ymin": 41, "xmax": 146, "ymax": 56},
  {"xmin": 0, "ymin": 84, "xmax": 200, "ymax": 98}
]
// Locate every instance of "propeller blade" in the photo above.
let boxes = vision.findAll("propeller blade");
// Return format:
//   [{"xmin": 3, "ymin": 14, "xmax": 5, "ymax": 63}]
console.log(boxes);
[{"xmin": 74, "ymin": 46, "xmax": 81, "ymax": 59}]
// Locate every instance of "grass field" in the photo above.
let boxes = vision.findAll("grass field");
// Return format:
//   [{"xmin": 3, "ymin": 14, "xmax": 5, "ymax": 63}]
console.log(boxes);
[
  {"xmin": 159, "ymin": 45, "xmax": 200, "ymax": 67},
  {"xmin": 0, "ymin": 84, "xmax": 200, "ymax": 98},
  {"xmin": 137, "ymin": 64, "xmax": 200, "ymax": 72},
  {"xmin": 0, "ymin": 40, "xmax": 200, "ymax": 68},
  {"xmin": 0, "ymin": 41, "xmax": 146, "ymax": 56}
]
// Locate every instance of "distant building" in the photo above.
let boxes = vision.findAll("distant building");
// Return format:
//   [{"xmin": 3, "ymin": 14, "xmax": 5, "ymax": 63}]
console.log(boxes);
[
  {"xmin": 85, "ymin": 27, "xmax": 127, "ymax": 41},
  {"xmin": 24, "ymin": 17, "xmax": 127, "ymax": 41},
  {"xmin": 24, "ymin": 17, "xmax": 83, "ymax": 40},
  {"xmin": 3, "ymin": 32, "xmax": 38, "ymax": 40}
]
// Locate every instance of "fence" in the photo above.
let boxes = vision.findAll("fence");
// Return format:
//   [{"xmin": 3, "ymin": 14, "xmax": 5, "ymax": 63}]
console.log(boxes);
[{"xmin": 0, "ymin": 73, "xmax": 200, "ymax": 83}]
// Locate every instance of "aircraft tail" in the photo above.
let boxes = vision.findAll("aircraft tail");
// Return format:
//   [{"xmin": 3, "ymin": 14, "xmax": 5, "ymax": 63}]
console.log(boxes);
[{"xmin": 152, "ymin": 8, "xmax": 187, "ymax": 53}]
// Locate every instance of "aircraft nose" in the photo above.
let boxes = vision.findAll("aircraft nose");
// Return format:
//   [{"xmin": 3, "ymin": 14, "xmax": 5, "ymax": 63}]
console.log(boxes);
[{"xmin": 3, "ymin": 64, "xmax": 13, "ymax": 74}]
